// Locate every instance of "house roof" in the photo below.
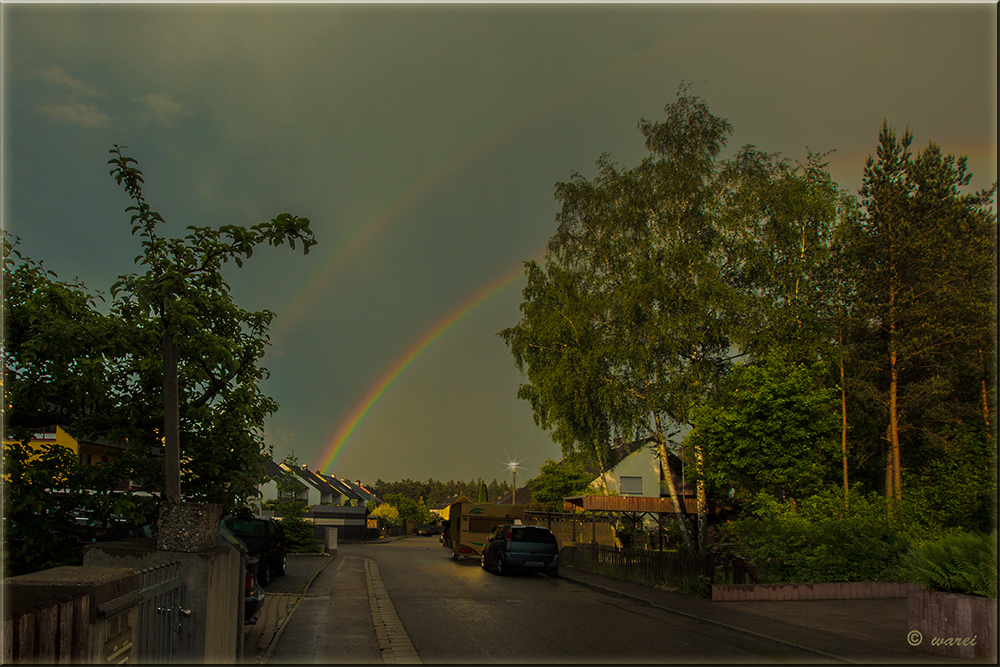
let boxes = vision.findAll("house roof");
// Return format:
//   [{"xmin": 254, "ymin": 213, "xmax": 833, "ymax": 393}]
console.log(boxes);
[
  {"xmin": 432, "ymin": 494, "xmax": 470, "ymax": 511},
  {"xmin": 324, "ymin": 475, "xmax": 362, "ymax": 500},
  {"xmin": 262, "ymin": 457, "xmax": 286, "ymax": 480},
  {"xmin": 340, "ymin": 478, "xmax": 381, "ymax": 505},
  {"xmin": 496, "ymin": 485, "xmax": 533, "ymax": 506},
  {"xmin": 296, "ymin": 466, "xmax": 339, "ymax": 495}
]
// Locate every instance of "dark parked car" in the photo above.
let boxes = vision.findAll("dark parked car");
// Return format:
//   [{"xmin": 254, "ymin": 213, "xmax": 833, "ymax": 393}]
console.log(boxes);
[
  {"xmin": 222, "ymin": 516, "xmax": 287, "ymax": 586},
  {"xmin": 219, "ymin": 523, "xmax": 264, "ymax": 625},
  {"xmin": 480, "ymin": 524, "xmax": 559, "ymax": 577},
  {"xmin": 417, "ymin": 523, "xmax": 442, "ymax": 536}
]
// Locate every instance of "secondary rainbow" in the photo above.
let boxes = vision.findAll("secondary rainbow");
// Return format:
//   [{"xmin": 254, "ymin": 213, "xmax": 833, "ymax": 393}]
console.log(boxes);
[
  {"xmin": 270, "ymin": 38, "xmax": 670, "ymax": 343},
  {"xmin": 314, "ymin": 261, "xmax": 533, "ymax": 475}
]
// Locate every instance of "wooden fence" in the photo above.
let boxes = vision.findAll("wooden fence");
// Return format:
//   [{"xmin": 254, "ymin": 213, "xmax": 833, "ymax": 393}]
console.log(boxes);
[
  {"xmin": 2, "ymin": 594, "xmax": 91, "ymax": 663},
  {"xmin": 560, "ymin": 543, "xmax": 759, "ymax": 593},
  {"xmin": 560, "ymin": 543, "xmax": 712, "ymax": 591}
]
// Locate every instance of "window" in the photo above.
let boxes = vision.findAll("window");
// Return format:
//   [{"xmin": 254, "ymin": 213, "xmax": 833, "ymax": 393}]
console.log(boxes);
[
  {"xmin": 511, "ymin": 527, "xmax": 556, "ymax": 544},
  {"xmin": 620, "ymin": 476, "xmax": 642, "ymax": 495},
  {"xmin": 469, "ymin": 518, "xmax": 507, "ymax": 534}
]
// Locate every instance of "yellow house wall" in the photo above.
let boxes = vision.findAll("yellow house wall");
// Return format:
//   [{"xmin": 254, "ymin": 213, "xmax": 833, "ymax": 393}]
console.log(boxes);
[{"xmin": 2, "ymin": 425, "xmax": 80, "ymax": 457}]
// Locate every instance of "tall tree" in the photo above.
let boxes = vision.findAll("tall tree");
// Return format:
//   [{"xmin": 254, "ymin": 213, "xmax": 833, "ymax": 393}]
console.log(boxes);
[
  {"xmin": 503, "ymin": 89, "xmax": 743, "ymax": 551},
  {"xmin": 689, "ymin": 352, "xmax": 840, "ymax": 505},
  {"xmin": 107, "ymin": 146, "xmax": 315, "ymax": 507},
  {"xmin": 2, "ymin": 146, "xmax": 317, "ymax": 573},
  {"xmin": 854, "ymin": 124, "xmax": 996, "ymax": 504}
]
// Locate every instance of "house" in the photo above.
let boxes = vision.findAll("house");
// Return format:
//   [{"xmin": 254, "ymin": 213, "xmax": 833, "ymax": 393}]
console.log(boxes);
[
  {"xmin": 588, "ymin": 439, "xmax": 696, "ymax": 501},
  {"xmin": 255, "ymin": 457, "xmax": 382, "ymax": 510},
  {"xmin": 3, "ymin": 424, "xmax": 142, "ymax": 491},
  {"xmin": 324, "ymin": 474, "xmax": 365, "ymax": 506},
  {"xmin": 431, "ymin": 494, "xmax": 472, "ymax": 520},
  {"xmin": 254, "ymin": 457, "xmax": 287, "ymax": 510},
  {"xmin": 3, "ymin": 424, "xmax": 128, "ymax": 466}
]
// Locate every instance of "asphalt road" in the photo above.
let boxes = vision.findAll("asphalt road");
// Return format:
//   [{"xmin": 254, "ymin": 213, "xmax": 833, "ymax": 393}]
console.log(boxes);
[{"xmin": 350, "ymin": 537, "xmax": 834, "ymax": 664}]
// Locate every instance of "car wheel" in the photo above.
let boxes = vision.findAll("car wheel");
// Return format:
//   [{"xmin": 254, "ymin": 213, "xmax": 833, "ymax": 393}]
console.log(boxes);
[
  {"xmin": 496, "ymin": 555, "xmax": 507, "ymax": 576},
  {"xmin": 451, "ymin": 551, "xmax": 458, "ymax": 561},
  {"xmin": 277, "ymin": 554, "xmax": 286, "ymax": 577}
]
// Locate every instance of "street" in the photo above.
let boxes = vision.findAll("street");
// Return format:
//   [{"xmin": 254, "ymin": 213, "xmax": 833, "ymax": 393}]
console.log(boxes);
[
  {"xmin": 357, "ymin": 538, "xmax": 809, "ymax": 663},
  {"xmin": 261, "ymin": 538, "xmax": 941, "ymax": 664}
]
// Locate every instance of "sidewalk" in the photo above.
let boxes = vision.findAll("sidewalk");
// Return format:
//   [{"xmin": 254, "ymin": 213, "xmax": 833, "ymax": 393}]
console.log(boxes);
[
  {"xmin": 557, "ymin": 567, "xmax": 969, "ymax": 663},
  {"xmin": 243, "ymin": 554, "xmax": 334, "ymax": 664},
  {"xmin": 244, "ymin": 539, "xmax": 411, "ymax": 664}
]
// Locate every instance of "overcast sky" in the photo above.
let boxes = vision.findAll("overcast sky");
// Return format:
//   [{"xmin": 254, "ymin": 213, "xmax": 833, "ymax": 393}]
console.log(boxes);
[{"xmin": 3, "ymin": 3, "xmax": 996, "ymax": 487}]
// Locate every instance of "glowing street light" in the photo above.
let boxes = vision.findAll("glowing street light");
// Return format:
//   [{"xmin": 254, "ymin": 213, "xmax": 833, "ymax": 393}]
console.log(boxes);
[{"xmin": 496, "ymin": 452, "xmax": 525, "ymax": 506}]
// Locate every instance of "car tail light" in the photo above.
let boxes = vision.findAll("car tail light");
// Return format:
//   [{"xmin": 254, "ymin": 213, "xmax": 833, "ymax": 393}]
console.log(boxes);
[
  {"xmin": 506, "ymin": 528, "xmax": 513, "ymax": 541},
  {"xmin": 246, "ymin": 572, "xmax": 255, "ymax": 589}
]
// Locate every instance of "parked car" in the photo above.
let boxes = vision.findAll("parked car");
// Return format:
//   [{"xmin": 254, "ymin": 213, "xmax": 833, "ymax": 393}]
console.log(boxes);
[
  {"xmin": 417, "ymin": 523, "xmax": 442, "ymax": 536},
  {"xmin": 219, "ymin": 523, "xmax": 264, "ymax": 625},
  {"xmin": 221, "ymin": 516, "xmax": 287, "ymax": 587},
  {"xmin": 480, "ymin": 524, "xmax": 559, "ymax": 577}
]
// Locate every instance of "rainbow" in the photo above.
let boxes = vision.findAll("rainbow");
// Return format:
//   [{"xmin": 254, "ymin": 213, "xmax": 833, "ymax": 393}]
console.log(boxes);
[
  {"xmin": 314, "ymin": 260, "xmax": 535, "ymax": 474},
  {"xmin": 300, "ymin": 35, "xmax": 708, "ymax": 474},
  {"xmin": 270, "ymin": 36, "xmax": 671, "ymax": 343}
]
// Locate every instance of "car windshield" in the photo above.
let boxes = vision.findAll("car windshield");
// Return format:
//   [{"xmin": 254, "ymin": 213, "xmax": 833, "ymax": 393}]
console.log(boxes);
[
  {"xmin": 510, "ymin": 527, "xmax": 556, "ymax": 544},
  {"xmin": 224, "ymin": 518, "xmax": 266, "ymax": 537}
]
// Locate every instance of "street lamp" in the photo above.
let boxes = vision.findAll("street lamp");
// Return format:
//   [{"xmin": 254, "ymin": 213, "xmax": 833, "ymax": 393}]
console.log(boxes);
[{"xmin": 502, "ymin": 456, "xmax": 523, "ymax": 506}]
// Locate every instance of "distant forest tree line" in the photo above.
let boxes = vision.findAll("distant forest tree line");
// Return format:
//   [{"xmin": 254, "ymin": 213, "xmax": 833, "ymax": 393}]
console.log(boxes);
[{"xmin": 373, "ymin": 477, "xmax": 512, "ymax": 511}]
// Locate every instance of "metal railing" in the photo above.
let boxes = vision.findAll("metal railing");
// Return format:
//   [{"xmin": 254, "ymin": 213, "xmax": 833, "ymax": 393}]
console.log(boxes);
[{"xmin": 135, "ymin": 561, "xmax": 184, "ymax": 663}]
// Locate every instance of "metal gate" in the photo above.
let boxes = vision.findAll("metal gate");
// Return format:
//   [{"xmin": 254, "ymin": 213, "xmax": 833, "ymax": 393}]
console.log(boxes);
[{"xmin": 135, "ymin": 561, "xmax": 184, "ymax": 663}]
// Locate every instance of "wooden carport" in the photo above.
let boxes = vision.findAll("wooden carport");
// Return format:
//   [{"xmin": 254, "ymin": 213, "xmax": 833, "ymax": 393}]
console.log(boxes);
[{"xmin": 562, "ymin": 495, "xmax": 731, "ymax": 549}]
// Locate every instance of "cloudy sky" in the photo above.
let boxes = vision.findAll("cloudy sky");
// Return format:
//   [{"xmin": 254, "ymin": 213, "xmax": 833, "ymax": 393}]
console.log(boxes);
[{"xmin": 3, "ymin": 3, "xmax": 996, "ymax": 487}]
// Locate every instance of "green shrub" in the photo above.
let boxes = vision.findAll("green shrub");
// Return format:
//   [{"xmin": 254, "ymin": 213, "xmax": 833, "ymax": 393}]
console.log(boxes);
[
  {"xmin": 724, "ymin": 488, "xmax": 911, "ymax": 583},
  {"xmin": 280, "ymin": 514, "xmax": 322, "ymax": 553},
  {"xmin": 902, "ymin": 531, "xmax": 997, "ymax": 598}
]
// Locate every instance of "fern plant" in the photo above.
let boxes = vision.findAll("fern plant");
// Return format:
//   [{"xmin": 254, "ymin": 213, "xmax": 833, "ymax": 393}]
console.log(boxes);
[{"xmin": 903, "ymin": 531, "xmax": 997, "ymax": 598}]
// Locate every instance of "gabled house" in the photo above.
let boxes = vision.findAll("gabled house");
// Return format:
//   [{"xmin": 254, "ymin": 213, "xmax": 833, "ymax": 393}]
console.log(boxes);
[
  {"xmin": 324, "ymin": 474, "xmax": 364, "ymax": 506},
  {"xmin": 254, "ymin": 457, "xmax": 287, "ymax": 510},
  {"xmin": 3, "ymin": 424, "xmax": 142, "ymax": 491},
  {"xmin": 588, "ymin": 440, "xmax": 696, "ymax": 501},
  {"xmin": 294, "ymin": 465, "xmax": 341, "ymax": 505},
  {"xmin": 337, "ymin": 477, "xmax": 382, "ymax": 507},
  {"xmin": 431, "ymin": 494, "xmax": 472, "ymax": 520}
]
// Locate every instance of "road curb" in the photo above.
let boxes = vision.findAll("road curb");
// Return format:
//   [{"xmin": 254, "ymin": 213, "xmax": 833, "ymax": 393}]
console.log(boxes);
[
  {"xmin": 259, "ymin": 555, "xmax": 336, "ymax": 665},
  {"xmin": 364, "ymin": 557, "xmax": 422, "ymax": 665},
  {"xmin": 559, "ymin": 567, "xmax": 856, "ymax": 664}
]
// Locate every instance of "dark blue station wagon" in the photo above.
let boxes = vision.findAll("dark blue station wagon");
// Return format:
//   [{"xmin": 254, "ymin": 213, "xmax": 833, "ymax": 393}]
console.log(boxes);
[{"xmin": 481, "ymin": 524, "xmax": 559, "ymax": 577}]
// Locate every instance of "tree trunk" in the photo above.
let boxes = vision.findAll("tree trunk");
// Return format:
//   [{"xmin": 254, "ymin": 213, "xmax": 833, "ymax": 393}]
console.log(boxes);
[
  {"xmin": 163, "ymin": 331, "xmax": 181, "ymax": 503},
  {"xmin": 695, "ymin": 444, "xmax": 708, "ymax": 553},
  {"xmin": 981, "ymin": 348, "xmax": 992, "ymax": 439},
  {"xmin": 885, "ymin": 422, "xmax": 894, "ymax": 503},
  {"xmin": 841, "ymin": 349, "xmax": 849, "ymax": 508},
  {"xmin": 890, "ymin": 347, "xmax": 901, "ymax": 500},
  {"xmin": 654, "ymin": 413, "xmax": 694, "ymax": 551},
  {"xmin": 887, "ymin": 258, "xmax": 902, "ymax": 503}
]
